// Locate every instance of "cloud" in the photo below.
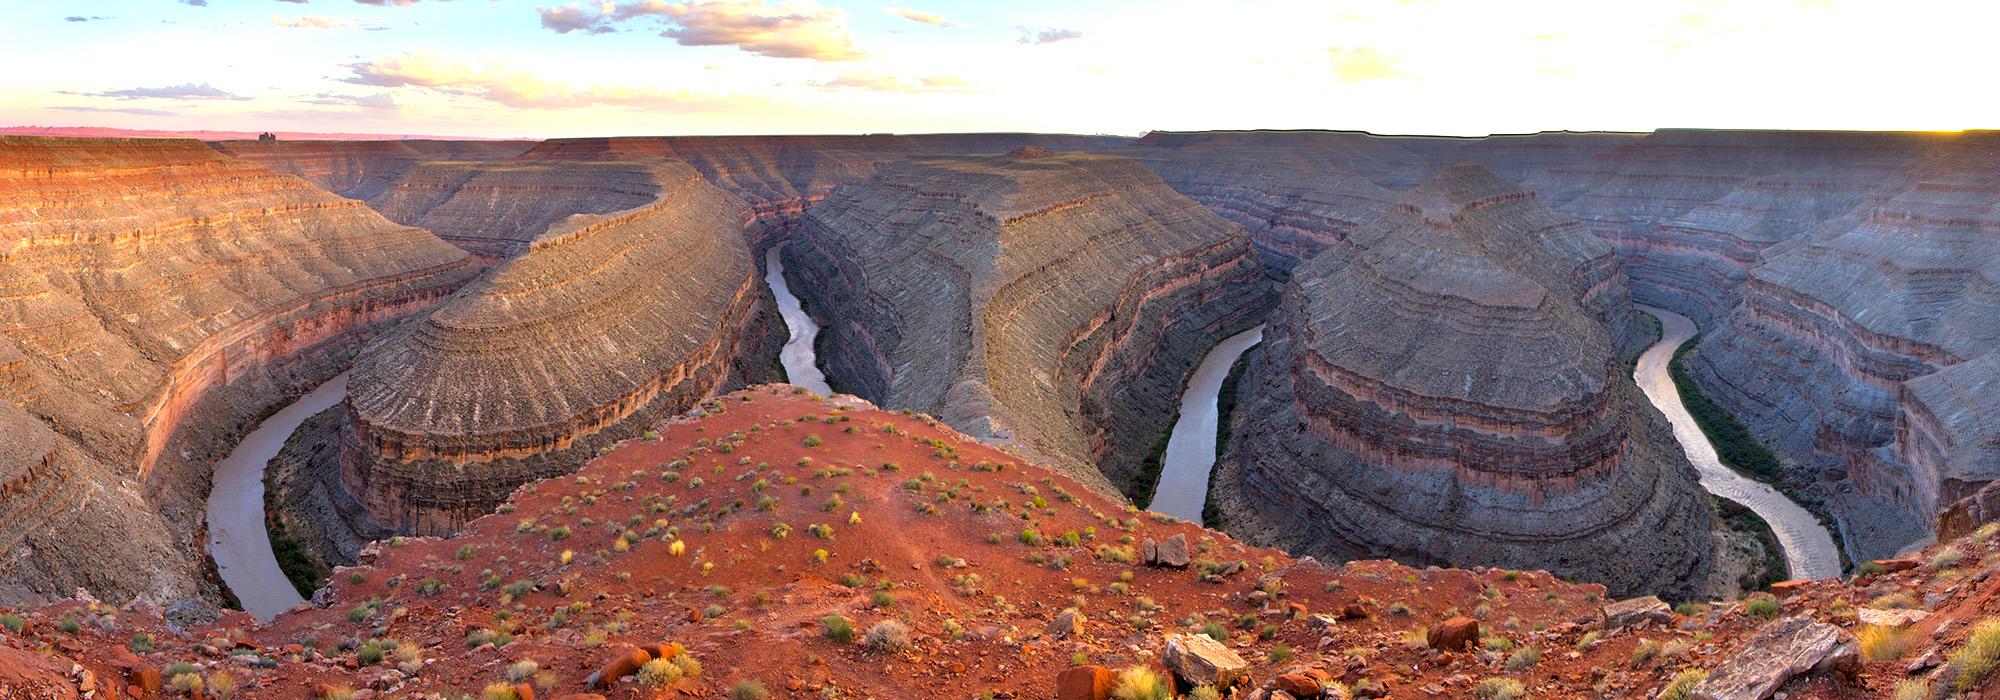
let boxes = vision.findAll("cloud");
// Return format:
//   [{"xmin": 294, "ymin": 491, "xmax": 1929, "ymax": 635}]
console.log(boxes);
[
  {"xmin": 1015, "ymin": 25, "xmax": 1081, "ymax": 44},
  {"xmin": 68, "ymin": 83, "xmax": 248, "ymax": 101},
  {"xmin": 1326, "ymin": 47, "xmax": 1407, "ymax": 82},
  {"xmin": 301, "ymin": 92, "xmax": 399, "ymax": 110},
  {"xmin": 273, "ymin": 15, "xmax": 360, "ymax": 29},
  {"xmin": 354, "ymin": 0, "xmax": 434, "ymax": 5},
  {"xmin": 537, "ymin": 1, "xmax": 866, "ymax": 61},
  {"xmin": 276, "ymin": 0, "xmax": 308, "ymax": 3},
  {"xmin": 884, "ymin": 6, "xmax": 964, "ymax": 28},
  {"xmin": 179, "ymin": 0, "xmax": 207, "ymax": 6},
  {"xmin": 65, "ymin": 16, "xmax": 110, "ymax": 22},
  {"xmin": 344, "ymin": 51, "xmax": 755, "ymax": 110},
  {"xmin": 808, "ymin": 70, "xmax": 971, "ymax": 92},
  {"xmin": 52, "ymin": 105, "xmax": 177, "ymax": 116}
]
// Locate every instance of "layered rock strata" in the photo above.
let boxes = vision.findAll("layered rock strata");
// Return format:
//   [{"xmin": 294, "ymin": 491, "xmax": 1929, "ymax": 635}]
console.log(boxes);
[
  {"xmin": 786, "ymin": 150, "xmax": 1272, "ymax": 495},
  {"xmin": 1687, "ymin": 136, "xmax": 2000, "ymax": 558},
  {"xmin": 365, "ymin": 160, "xmax": 663, "ymax": 259},
  {"xmin": 208, "ymin": 139, "xmax": 532, "ymax": 201},
  {"xmin": 1216, "ymin": 165, "xmax": 1713, "ymax": 597},
  {"xmin": 0, "ymin": 136, "xmax": 479, "ymax": 603},
  {"xmin": 340, "ymin": 159, "xmax": 778, "ymax": 533}
]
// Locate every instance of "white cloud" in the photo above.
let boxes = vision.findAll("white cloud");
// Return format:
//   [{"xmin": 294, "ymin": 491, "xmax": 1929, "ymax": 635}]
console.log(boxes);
[{"xmin": 538, "ymin": 1, "xmax": 866, "ymax": 61}]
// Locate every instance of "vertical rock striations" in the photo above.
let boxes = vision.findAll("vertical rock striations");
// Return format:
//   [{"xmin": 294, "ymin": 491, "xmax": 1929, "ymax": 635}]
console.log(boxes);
[
  {"xmin": 340, "ymin": 160, "xmax": 773, "ymax": 533},
  {"xmin": 0, "ymin": 136, "xmax": 479, "ymax": 603},
  {"xmin": 1687, "ymin": 136, "xmax": 2000, "ymax": 558},
  {"xmin": 1216, "ymin": 165, "xmax": 1713, "ymax": 598},
  {"xmin": 787, "ymin": 150, "xmax": 1273, "ymax": 495}
]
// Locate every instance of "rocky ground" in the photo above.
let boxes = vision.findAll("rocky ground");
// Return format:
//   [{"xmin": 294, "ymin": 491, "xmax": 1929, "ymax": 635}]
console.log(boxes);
[{"xmin": 1, "ymin": 386, "xmax": 1997, "ymax": 698}]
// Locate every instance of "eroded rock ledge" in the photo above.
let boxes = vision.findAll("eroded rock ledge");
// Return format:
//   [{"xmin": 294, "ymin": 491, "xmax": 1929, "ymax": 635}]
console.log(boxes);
[
  {"xmin": 1216, "ymin": 165, "xmax": 1714, "ymax": 598},
  {"xmin": 340, "ymin": 159, "xmax": 779, "ymax": 534},
  {"xmin": 0, "ymin": 136, "xmax": 479, "ymax": 604},
  {"xmin": 786, "ymin": 151, "xmax": 1273, "ymax": 495}
]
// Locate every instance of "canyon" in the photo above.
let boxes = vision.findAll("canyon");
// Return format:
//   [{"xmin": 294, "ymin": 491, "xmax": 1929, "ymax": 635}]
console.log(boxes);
[{"xmin": 1, "ymin": 128, "xmax": 1999, "ymax": 699}]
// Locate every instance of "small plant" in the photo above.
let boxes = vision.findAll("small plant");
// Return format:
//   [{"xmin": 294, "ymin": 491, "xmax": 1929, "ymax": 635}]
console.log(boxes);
[
  {"xmin": 822, "ymin": 614, "xmax": 856, "ymax": 643},
  {"xmin": 1504, "ymin": 646, "xmax": 1541, "ymax": 671},
  {"xmin": 1950, "ymin": 618, "xmax": 2000, "ymax": 690},
  {"xmin": 1186, "ymin": 686, "xmax": 1222, "ymax": 700},
  {"xmin": 635, "ymin": 658, "xmax": 684, "ymax": 687},
  {"xmin": 1631, "ymin": 639, "xmax": 1661, "ymax": 665},
  {"xmin": 1019, "ymin": 528, "xmax": 1046, "ymax": 546},
  {"xmin": 171, "ymin": 672, "xmax": 205, "ymax": 696},
  {"xmin": 356, "ymin": 640, "xmax": 385, "ymax": 665},
  {"xmin": 130, "ymin": 632, "xmax": 155, "ymax": 653},
  {"xmin": 871, "ymin": 590, "xmax": 895, "ymax": 608},
  {"xmin": 56, "ymin": 617, "xmax": 81, "ymax": 634},
  {"xmin": 0, "ymin": 614, "xmax": 21, "ymax": 634},
  {"xmin": 482, "ymin": 683, "xmax": 519, "ymax": 700},
  {"xmin": 1110, "ymin": 666, "xmax": 1171, "ymax": 700},
  {"xmin": 1860, "ymin": 623, "xmax": 1919, "ymax": 661},
  {"xmin": 1474, "ymin": 677, "xmax": 1526, "ymax": 700},
  {"xmin": 1893, "ymin": 679, "xmax": 1933, "ymax": 700},
  {"xmin": 865, "ymin": 620, "xmax": 912, "ymax": 652},
  {"xmin": 1267, "ymin": 643, "xmax": 1294, "ymax": 665},
  {"xmin": 1658, "ymin": 669, "xmax": 1708, "ymax": 700},
  {"xmin": 1198, "ymin": 621, "xmax": 1228, "ymax": 642},
  {"xmin": 1744, "ymin": 598, "xmax": 1780, "ymax": 619},
  {"xmin": 729, "ymin": 680, "xmax": 769, "ymax": 700},
  {"xmin": 1930, "ymin": 545, "xmax": 1966, "ymax": 571}
]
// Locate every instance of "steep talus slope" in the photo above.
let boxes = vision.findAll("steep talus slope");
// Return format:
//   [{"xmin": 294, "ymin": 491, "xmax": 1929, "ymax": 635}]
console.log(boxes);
[
  {"xmin": 787, "ymin": 150, "xmax": 1272, "ymax": 496},
  {"xmin": 0, "ymin": 136, "xmax": 479, "ymax": 604},
  {"xmin": 340, "ymin": 160, "xmax": 779, "ymax": 534},
  {"xmin": 8, "ymin": 387, "xmax": 1997, "ymax": 699},
  {"xmin": 1215, "ymin": 166, "xmax": 1713, "ymax": 598},
  {"xmin": 365, "ymin": 160, "xmax": 664, "ymax": 259},
  {"xmin": 1688, "ymin": 135, "xmax": 2000, "ymax": 559},
  {"xmin": 209, "ymin": 139, "xmax": 531, "ymax": 201},
  {"xmin": 522, "ymin": 134, "xmax": 1131, "ymax": 246}
]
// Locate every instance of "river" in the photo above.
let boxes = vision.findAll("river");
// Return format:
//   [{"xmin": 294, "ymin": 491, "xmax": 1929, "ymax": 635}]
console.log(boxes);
[
  {"xmin": 1148, "ymin": 325, "xmax": 1264, "ymax": 525},
  {"xmin": 1632, "ymin": 305, "xmax": 1841, "ymax": 580},
  {"xmin": 765, "ymin": 247, "xmax": 831, "ymax": 397},
  {"xmin": 206, "ymin": 372, "xmax": 347, "ymax": 621}
]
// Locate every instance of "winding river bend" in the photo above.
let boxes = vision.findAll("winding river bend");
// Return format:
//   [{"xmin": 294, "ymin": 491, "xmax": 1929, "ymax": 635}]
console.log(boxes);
[
  {"xmin": 1149, "ymin": 325, "xmax": 1264, "ymax": 525},
  {"xmin": 1633, "ymin": 305, "xmax": 1841, "ymax": 580},
  {"xmin": 765, "ymin": 247, "xmax": 831, "ymax": 397},
  {"xmin": 207, "ymin": 372, "xmax": 348, "ymax": 621}
]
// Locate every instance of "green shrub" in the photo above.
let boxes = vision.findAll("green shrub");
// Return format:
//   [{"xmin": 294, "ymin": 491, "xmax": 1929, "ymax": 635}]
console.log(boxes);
[
  {"xmin": 1474, "ymin": 677, "xmax": 1526, "ymax": 700},
  {"xmin": 1110, "ymin": 666, "xmax": 1171, "ymax": 700},
  {"xmin": 1744, "ymin": 598, "xmax": 1780, "ymax": 618},
  {"xmin": 865, "ymin": 620, "xmax": 911, "ymax": 652},
  {"xmin": 822, "ymin": 615, "xmax": 855, "ymax": 644},
  {"xmin": 1505, "ymin": 646, "xmax": 1541, "ymax": 671},
  {"xmin": 1659, "ymin": 669, "xmax": 1708, "ymax": 700},
  {"xmin": 1950, "ymin": 618, "xmax": 2000, "ymax": 690},
  {"xmin": 729, "ymin": 680, "xmax": 769, "ymax": 700}
]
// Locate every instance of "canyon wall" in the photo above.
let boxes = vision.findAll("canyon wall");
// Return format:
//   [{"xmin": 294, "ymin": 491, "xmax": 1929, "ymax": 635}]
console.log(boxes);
[
  {"xmin": 786, "ymin": 149, "xmax": 1273, "ymax": 496},
  {"xmin": 1213, "ymin": 165, "xmax": 1713, "ymax": 598},
  {"xmin": 365, "ymin": 160, "xmax": 663, "ymax": 259},
  {"xmin": 0, "ymin": 136, "xmax": 479, "ymax": 604},
  {"xmin": 1687, "ymin": 135, "xmax": 2000, "ymax": 559},
  {"xmin": 208, "ymin": 139, "xmax": 532, "ymax": 201},
  {"xmin": 340, "ymin": 159, "xmax": 780, "ymax": 534}
]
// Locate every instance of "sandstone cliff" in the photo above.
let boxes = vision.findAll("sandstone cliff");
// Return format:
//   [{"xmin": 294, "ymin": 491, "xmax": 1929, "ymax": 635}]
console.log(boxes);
[
  {"xmin": 340, "ymin": 159, "xmax": 778, "ymax": 534},
  {"xmin": 786, "ymin": 150, "xmax": 1272, "ymax": 496},
  {"xmin": 365, "ymin": 160, "xmax": 664, "ymax": 259},
  {"xmin": 208, "ymin": 139, "xmax": 531, "ymax": 201},
  {"xmin": 1214, "ymin": 165, "xmax": 1714, "ymax": 598},
  {"xmin": 0, "ymin": 136, "xmax": 480, "ymax": 604},
  {"xmin": 1687, "ymin": 135, "xmax": 2000, "ymax": 560}
]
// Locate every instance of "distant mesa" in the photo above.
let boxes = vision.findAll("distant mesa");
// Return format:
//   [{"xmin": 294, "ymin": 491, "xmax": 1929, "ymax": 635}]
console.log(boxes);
[
  {"xmin": 786, "ymin": 150, "xmax": 1273, "ymax": 496},
  {"xmin": 1212, "ymin": 165, "xmax": 1714, "ymax": 598}
]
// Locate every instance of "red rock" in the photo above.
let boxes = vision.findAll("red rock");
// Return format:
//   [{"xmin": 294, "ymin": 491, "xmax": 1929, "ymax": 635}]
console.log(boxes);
[
  {"xmin": 1275, "ymin": 673, "xmax": 1323, "ymax": 696},
  {"xmin": 128, "ymin": 667, "xmax": 161, "ymax": 695},
  {"xmin": 551, "ymin": 695, "xmax": 607, "ymax": 700},
  {"xmin": 1427, "ymin": 616, "xmax": 1479, "ymax": 652},
  {"xmin": 586, "ymin": 646, "xmax": 653, "ymax": 689},
  {"xmin": 1338, "ymin": 604, "xmax": 1368, "ymax": 620},
  {"xmin": 1055, "ymin": 665, "xmax": 1117, "ymax": 700},
  {"xmin": 512, "ymin": 683, "xmax": 536, "ymax": 700},
  {"xmin": 1873, "ymin": 558, "xmax": 1920, "ymax": 573},
  {"xmin": 1769, "ymin": 579, "xmax": 1810, "ymax": 597}
]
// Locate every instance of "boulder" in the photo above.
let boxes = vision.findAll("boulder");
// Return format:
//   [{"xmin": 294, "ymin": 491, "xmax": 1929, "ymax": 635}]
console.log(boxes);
[
  {"xmin": 1858, "ymin": 607, "xmax": 1930, "ymax": 627},
  {"xmin": 1048, "ymin": 609, "xmax": 1086, "ymax": 639},
  {"xmin": 1164, "ymin": 633, "xmax": 1249, "ymax": 689},
  {"xmin": 1055, "ymin": 665, "xmax": 1118, "ymax": 700},
  {"xmin": 1602, "ymin": 595, "xmax": 1674, "ymax": 630},
  {"xmin": 1274, "ymin": 673, "xmax": 1323, "ymax": 697},
  {"xmin": 1873, "ymin": 558, "xmax": 1920, "ymax": 573},
  {"xmin": 584, "ymin": 646, "xmax": 652, "ymax": 689},
  {"xmin": 1692, "ymin": 616, "xmax": 1849, "ymax": 700},
  {"xmin": 1154, "ymin": 534, "xmax": 1191, "ymax": 568},
  {"xmin": 128, "ymin": 667, "xmax": 161, "ymax": 695},
  {"xmin": 1143, "ymin": 539, "xmax": 1159, "ymax": 565},
  {"xmin": 1427, "ymin": 616, "xmax": 1479, "ymax": 652},
  {"xmin": 1768, "ymin": 580, "xmax": 1811, "ymax": 598}
]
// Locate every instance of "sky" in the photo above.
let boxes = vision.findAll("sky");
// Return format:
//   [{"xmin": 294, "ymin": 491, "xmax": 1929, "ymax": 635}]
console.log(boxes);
[{"xmin": 0, "ymin": 0, "xmax": 1992, "ymax": 139}]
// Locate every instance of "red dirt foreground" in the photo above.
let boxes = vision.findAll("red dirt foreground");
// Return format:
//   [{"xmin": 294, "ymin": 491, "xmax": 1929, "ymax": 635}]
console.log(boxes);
[{"xmin": 6, "ymin": 386, "xmax": 2000, "ymax": 698}]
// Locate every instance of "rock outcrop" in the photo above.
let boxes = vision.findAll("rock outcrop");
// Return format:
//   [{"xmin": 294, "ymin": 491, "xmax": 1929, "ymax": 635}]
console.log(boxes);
[
  {"xmin": 787, "ymin": 151, "xmax": 1272, "ymax": 495},
  {"xmin": 1215, "ymin": 165, "xmax": 1713, "ymax": 597},
  {"xmin": 0, "ymin": 136, "xmax": 479, "ymax": 603},
  {"xmin": 339, "ymin": 159, "xmax": 777, "ymax": 533},
  {"xmin": 1687, "ymin": 135, "xmax": 2000, "ymax": 559},
  {"xmin": 365, "ymin": 159, "xmax": 664, "ymax": 259}
]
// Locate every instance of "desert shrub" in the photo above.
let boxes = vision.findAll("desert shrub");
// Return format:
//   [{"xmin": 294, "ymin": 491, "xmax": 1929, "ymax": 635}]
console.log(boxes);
[
  {"xmin": 1893, "ymin": 679, "xmax": 1932, "ymax": 700},
  {"xmin": 1950, "ymin": 618, "xmax": 2000, "ymax": 690},
  {"xmin": 1931, "ymin": 546, "xmax": 1966, "ymax": 571},
  {"xmin": 1744, "ymin": 598, "xmax": 1780, "ymax": 618},
  {"xmin": 1505, "ymin": 646, "xmax": 1541, "ymax": 671},
  {"xmin": 730, "ymin": 680, "xmax": 769, "ymax": 700},
  {"xmin": 1110, "ymin": 666, "xmax": 1171, "ymax": 700},
  {"xmin": 1474, "ymin": 677, "xmax": 1525, "ymax": 700},
  {"xmin": 1197, "ymin": 621, "xmax": 1228, "ymax": 642},
  {"xmin": 865, "ymin": 620, "xmax": 912, "ymax": 652},
  {"xmin": 1186, "ymin": 686, "xmax": 1222, "ymax": 700},
  {"xmin": 170, "ymin": 673, "xmax": 204, "ymax": 696},
  {"xmin": 1860, "ymin": 624, "xmax": 1919, "ymax": 661},
  {"xmin": 1658, "ymin": 669, "xmax": 1707, "ymax": 700},
  {"xmin": 636, "ymin": 658, "xmax": 684, "ymax": 687},
  {"xmin": 822, "ymin": 615, "xmax": 855, "ymax": 643},
  {"xmin": 1267, "ymin": 643, "xmax": 1293, "ymax": 664},
  {"xmin": 481, "ymin": 683, "xmax": 518, "ymax": 700},
  {"xmin": 356, "ymin": 640, "xmax": 385, "ymax": 665}
]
